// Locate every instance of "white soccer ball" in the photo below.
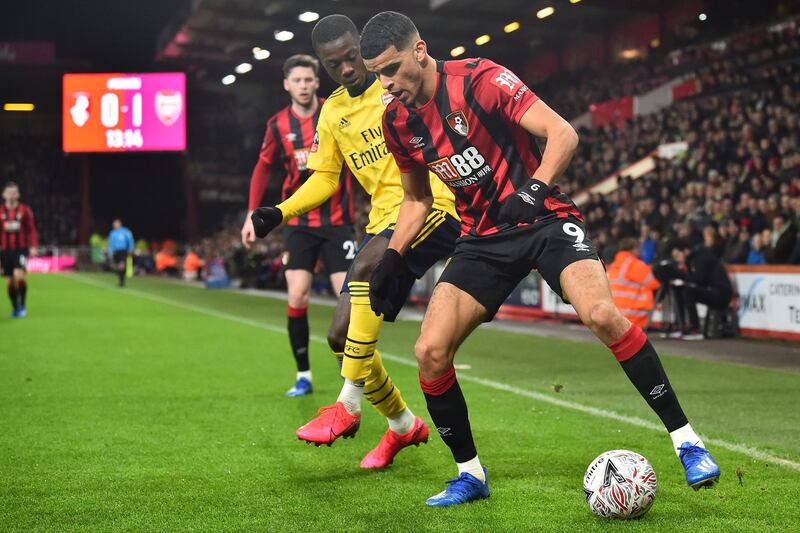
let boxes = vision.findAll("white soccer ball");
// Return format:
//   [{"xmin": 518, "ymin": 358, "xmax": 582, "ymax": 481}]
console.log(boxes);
[{"xmin": 583, "ymin": 449, "xmax": 657, "ymax": 519}]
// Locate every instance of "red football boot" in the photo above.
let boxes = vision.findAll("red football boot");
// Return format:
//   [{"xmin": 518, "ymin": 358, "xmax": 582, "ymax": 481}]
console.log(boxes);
[
  {"xmin": 360, "ymin": 416, "xmax": 430, "ymax": 469},
  {"xmin": 296, "ymin": 402, "xmax": 361, "ymax": 446}
]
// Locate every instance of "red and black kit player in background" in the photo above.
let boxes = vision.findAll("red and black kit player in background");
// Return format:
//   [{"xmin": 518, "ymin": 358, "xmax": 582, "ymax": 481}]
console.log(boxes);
[
  {"xmin": 1, "ymin": 181, "xmax": 38, "ymax": 318},
  {"xmin": 240, "ymin": 54, "xmax": 356, "ymax": 397},
  {"xmin": 361, "ymin": 11, "xmax": 720, "ymax": 506}
]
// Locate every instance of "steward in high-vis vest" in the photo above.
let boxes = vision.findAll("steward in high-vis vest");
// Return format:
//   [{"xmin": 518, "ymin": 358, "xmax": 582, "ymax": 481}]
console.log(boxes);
[{"xmin": 607, "ymin": 238, "xmax": 660, "ymax": 328}]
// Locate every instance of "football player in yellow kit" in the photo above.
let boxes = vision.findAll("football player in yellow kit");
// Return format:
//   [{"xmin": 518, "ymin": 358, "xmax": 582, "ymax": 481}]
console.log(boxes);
[{"xmin": 251, "ymin": 14, "xmax": 459, "ymax": 469}]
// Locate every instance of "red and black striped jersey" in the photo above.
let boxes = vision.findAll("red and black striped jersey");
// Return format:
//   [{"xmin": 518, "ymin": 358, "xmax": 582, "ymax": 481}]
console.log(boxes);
[
  {"xmin": 382, "ymin": 58, "xmax": 581, "ymax": 239},
  {"xmin": 248, "ymin": 100, "xmax": 355, "ymax": 227},
  {"xmin": 0, "ymin": 202, "xmax": 38, "ymax": 250}
]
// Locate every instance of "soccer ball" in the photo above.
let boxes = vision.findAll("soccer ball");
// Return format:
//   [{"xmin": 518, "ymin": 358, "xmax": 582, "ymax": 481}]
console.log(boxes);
[{"xmin": 583, "ymin": 449, "xmax": 657, "ymax": 519}]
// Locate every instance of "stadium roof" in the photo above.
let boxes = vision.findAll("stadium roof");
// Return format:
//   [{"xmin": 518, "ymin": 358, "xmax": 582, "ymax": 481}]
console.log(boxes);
[{"xmin": 154, "ymin": 0, "xmax": 686, "ymax": 85}]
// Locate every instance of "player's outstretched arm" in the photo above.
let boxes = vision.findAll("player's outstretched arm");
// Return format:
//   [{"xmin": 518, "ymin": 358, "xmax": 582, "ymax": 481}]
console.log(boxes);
[
  {"xmin": 498, "ymin": 100, "xmax": 579, "ymax": 224},
  {"xmin": 251, "ymin": 169, "xmax": 341, "ymax": 239}
]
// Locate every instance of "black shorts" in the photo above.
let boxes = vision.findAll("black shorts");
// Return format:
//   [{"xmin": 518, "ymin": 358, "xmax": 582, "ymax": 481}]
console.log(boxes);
[
  {"xmin": 112, "ymin": 250, "xmax": 128, "ymax": 264},
  {"xmin": 1, "ymin": 248, "xmax": 29, "ymax": 276},
  {"xmin": 282, "ymin": 225, "xmax": 356, "ymax": 274},
  {"xmin": 342, "ymin": 210, "xmax": 459, "ymax": 322},
  {"xmin": 438, "ymin": 216, "xmax": 599, "ymax": 321}
]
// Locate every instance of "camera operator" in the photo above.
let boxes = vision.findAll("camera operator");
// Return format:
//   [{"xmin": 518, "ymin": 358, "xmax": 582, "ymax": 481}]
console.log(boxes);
[{"xmin": 654, "ymin": 238, "xmax": 734, "ymax": 340}]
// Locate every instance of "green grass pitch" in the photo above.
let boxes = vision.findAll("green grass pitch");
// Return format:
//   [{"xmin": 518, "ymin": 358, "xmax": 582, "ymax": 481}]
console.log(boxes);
[{"xmin": 2, "ymin": 273, "xmax": 799, "ymax": 531}]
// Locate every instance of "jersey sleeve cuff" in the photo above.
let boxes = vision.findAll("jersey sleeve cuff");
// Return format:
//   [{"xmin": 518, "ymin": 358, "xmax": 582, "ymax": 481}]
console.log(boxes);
[{"xmin": 511, "ymin": 94, "xmax": 539, "ymax": 125}]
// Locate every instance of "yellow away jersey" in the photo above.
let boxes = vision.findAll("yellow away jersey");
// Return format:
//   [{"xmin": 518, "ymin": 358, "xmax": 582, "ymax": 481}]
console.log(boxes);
[{"xmin": 307, "ymin": 77, "xmax": 457, "ymax": 234}]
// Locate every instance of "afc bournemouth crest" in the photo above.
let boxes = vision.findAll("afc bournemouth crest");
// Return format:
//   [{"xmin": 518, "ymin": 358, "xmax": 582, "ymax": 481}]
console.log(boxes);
[{"xmin": 446, "ymin": 111, "xmax": 469, "ymax": 136}]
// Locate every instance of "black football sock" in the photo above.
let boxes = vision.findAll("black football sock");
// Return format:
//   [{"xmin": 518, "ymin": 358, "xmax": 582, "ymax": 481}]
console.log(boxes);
[
  {"xmin": 610, "ymin": 325, "xmax": 689, "ymax": 432},
  {"xmin": 420, "ymin": 366, "xmax": 477, "ymax": 463},
  {"xmin": 288, "ymin": 305, "xmax": 310, "ymax": 372},
  {"xmin": 7, "ymin": 279, "xmax": 18, "ymax": 310},
  {"xmin": 118, "ymin": 268, "xmax": 125, "ymax": 286},
  {"xmin": 18, "ymin": 279, "xmax": 26, "ymax": 307}
]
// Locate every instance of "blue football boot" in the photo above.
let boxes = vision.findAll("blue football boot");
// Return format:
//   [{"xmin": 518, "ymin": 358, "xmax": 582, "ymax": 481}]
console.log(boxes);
[
  {"xmin": 286, "ymin": 377, "xmax": 312, "ymax": 397},
  {"xmin": 426, "ymin": 468, "xmax": 490, "ymax": 507},
  {"xmin": 679, "ymin": 442, "xmax": 720, "ymax": 490},
  {"xmin": 16, "ymin": 306, "xmax": 27, "ymax": 318}
]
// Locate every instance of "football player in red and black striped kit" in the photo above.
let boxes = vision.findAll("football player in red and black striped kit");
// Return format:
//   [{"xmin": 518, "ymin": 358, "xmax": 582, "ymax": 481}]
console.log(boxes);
[
  {"xmin": 1, "ymin": 182, "xmax": 38, "ymax": 318},
  {"xmin": 241, "ymin": 54, "xmax": 356, "ymax": 397},
  {"xmin": 361, "ymin": 11, "xmax": 719, "ymax": 506}
]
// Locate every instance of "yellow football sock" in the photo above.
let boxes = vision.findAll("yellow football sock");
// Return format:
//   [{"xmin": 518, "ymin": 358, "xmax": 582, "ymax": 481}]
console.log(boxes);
[
  {"xmin": 364, "ymin": 350, "xmax": 407, "ymax": 418},
  {"xmin": 341, "ymin": 281, "xmax": 382, "ymax": 383},
  {"xmin": 341, "ymin": 281, "xmax": 407, "ymax": 418}
]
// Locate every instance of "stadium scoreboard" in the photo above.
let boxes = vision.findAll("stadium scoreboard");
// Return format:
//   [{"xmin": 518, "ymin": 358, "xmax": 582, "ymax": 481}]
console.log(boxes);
[{"xmin": 62, "ymin": 72, "xmax": 186, "ymax": 152}]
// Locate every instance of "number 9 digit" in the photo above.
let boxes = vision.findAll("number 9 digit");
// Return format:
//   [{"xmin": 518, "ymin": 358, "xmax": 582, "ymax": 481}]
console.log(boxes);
[{"xmin": 562, "ymin": 222, "xmax": 585, "ymax": 244}]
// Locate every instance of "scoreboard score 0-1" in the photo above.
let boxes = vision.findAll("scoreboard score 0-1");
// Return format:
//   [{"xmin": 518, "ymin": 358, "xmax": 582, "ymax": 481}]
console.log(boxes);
[{"xmin": 62, "ymin": 72, "xmax": 186, "ymax": 153}]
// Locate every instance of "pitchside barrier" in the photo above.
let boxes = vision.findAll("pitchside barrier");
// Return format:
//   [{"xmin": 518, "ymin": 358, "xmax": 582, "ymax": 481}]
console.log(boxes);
[{"xmin": 36, "ymin": 248, "xmax": 799, "ymax": 341}]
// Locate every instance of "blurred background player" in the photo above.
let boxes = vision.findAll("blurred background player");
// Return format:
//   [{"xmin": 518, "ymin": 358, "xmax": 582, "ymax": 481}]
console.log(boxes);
[
  {"xmin": 251, "ymin": 14, "xmax": 459, "ymax": 469},
  {"xmin": 241, "ymin": 54, "xmax": 356, "ymax": 397},
  {"xmin": 1, "ymin": 182, "xmax": 38, "ymax": 318},
  {"xmin": 108, "ymin": 219, "xmax": 134, "ymax": 287}
]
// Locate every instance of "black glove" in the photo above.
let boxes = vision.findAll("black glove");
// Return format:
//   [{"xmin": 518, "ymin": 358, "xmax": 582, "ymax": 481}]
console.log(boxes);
[
  {"xmin": 497, "ymin": 178, "xmax": 549, "ymax": 224},
  {"xmin": 369, "ymin": 249, "xmax": 407, "ymax": 317},
  {"xmin": 251, "ymin": 206, "xmax": 283, "ymax": 238}
]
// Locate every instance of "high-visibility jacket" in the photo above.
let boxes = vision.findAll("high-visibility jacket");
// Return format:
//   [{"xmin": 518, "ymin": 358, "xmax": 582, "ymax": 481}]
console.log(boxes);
[{"xmin": 607, "ymin": 251, "xmax": 661, "ymax": 328}]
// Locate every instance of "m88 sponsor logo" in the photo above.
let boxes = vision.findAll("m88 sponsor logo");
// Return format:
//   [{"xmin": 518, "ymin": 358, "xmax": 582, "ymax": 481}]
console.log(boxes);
[{"xmin": 427, "ymin": 146, "xmax": 492, "ymax": 188}]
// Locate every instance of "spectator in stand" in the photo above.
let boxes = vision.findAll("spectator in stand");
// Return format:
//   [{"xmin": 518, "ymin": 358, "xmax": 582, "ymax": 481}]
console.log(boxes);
[
  {"xmin": 766, "ymin": 212, "xmax": 798, "ymax": 263},
  {"xmin": 640, "ymin": 225, "xmax": 657, "ymax": 264},
  {"xmin": 720, "ymin": 220, "xmax": 750, "ymax": 264},
  {"xmin": 746, "ymin": 233, "xmax": 767, "ymax": 265},
  {"xmin": 655, "ymin": 239, "xmax": 734, "ymax": 340}
]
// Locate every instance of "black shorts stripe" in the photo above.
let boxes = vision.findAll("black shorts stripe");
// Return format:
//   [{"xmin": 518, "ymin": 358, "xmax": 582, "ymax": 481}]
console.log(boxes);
[{"xmin": 411, "ymin": 212, "xmax": 446, "ymax": 248}]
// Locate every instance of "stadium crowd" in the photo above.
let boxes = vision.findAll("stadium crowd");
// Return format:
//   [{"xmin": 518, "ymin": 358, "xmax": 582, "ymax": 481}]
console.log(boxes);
[{"xmin": 559, "ymin": 21, "xmax": 800, "ymax": 265}]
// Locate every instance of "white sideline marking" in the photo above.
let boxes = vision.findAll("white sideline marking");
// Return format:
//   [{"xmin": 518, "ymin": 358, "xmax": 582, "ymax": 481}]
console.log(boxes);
[{"xmin": 66, "ymin": 274, "xmax": 800, "ymax": 473}]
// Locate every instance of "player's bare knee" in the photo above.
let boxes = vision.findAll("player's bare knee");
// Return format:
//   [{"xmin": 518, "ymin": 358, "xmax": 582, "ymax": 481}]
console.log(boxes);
[
  {"xmin": 287, "ymin": 286, "xmax": 309, "ymax": 309},
  {"xmin": 415, "ymin": 338, "xmax": 451, "ymax": 377},
  {"xmin": 348, "ymin": 258, "xmax": 374, "ymax": 282},
  {"xmin": 586, "ymin": 301, "xmax": 620, "ymax": 334},
  {"xmin": 327, "ymin": 325, "xmax": 345, "ymax": 353}
]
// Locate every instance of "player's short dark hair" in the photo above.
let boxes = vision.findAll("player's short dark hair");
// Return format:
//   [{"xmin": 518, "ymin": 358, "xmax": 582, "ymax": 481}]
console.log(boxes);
[
  {"xmin": 360, "ymin": 11, "xmax": 419, "ymax": 60},
  {"xmin": 311, "ymin": 15, "xmax": 359, "ymax": 52},
  {"xmin": 4, "ymin": 181, "xmax": 19, "ymax": 190},
  {"xmin": 282, "ymin": 54, "xmax": 319, "ymax": 78},
  {"xmin": 667, "ymin": 238, "xmax": 692, "ymax": 253}
]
